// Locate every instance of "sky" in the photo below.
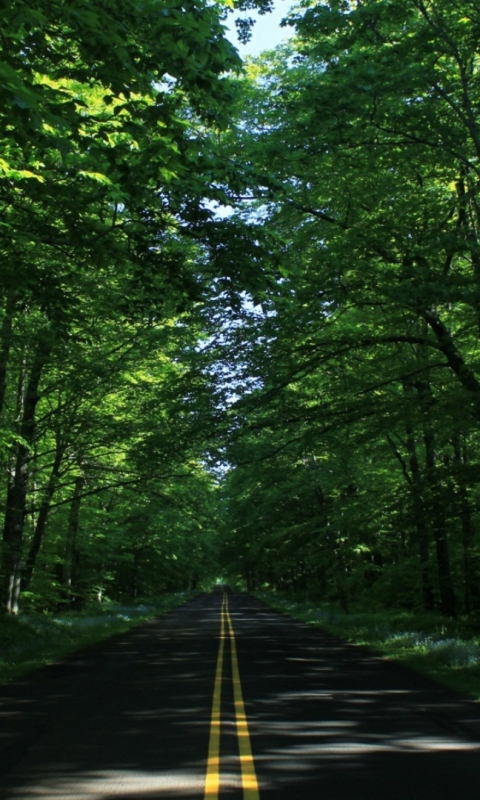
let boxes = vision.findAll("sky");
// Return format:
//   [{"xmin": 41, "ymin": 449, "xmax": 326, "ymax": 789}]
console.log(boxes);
[{"xmin": 225, "ymin": 0, "xmax": 296, "ymax": 58}]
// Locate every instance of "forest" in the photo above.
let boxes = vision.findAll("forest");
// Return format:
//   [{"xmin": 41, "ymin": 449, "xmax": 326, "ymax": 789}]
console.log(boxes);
[{"xmin": 1, "ymin": 0, "xmax": 480, "ymax": 619}]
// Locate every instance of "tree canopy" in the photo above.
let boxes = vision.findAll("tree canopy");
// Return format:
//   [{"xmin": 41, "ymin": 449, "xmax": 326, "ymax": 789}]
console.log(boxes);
[{"xmin": 2, "ymin": 0, "xmax": 480, "ymax": 618}]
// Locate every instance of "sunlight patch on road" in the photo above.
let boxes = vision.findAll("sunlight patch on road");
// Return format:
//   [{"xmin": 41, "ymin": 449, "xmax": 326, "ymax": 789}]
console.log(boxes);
[
  {"xmin": 265, "ymin": 736, "xmax": 480, "ymax": 756},
  {"xmin": 6, "ymin": 768, "xmax": 209, "ymax": 798}
]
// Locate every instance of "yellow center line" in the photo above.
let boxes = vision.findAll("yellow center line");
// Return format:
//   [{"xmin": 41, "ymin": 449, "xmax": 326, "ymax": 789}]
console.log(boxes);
[
  {"xmin": 226, "ymin": 599, "xmax": 260, "ymax": 800},
  {"xmin": 204, "ymin": 593, "xmax": 260, "ymax": 799},
  {"xmin": 204, "ymin": 593, "xmax": 226, "ymax": 798}
]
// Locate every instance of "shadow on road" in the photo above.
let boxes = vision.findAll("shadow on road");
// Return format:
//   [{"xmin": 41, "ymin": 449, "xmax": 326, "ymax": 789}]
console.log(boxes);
[
  {"xmin": 1, "ymin": 594, "xmax": 480, "ymax": 798},
  {"xmin": 235, "ymin": 600, "xmax": 480, "ymax": 799},
  {"xmin": 0, "ymin": 596, "xmax": 217, "ymax": 798}
]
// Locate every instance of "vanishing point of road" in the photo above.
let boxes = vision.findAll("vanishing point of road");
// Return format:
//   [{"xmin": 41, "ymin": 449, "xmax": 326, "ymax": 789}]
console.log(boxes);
[{"xmin": 1, "ymin": 592, "xmax": 480, "ymax": 799}]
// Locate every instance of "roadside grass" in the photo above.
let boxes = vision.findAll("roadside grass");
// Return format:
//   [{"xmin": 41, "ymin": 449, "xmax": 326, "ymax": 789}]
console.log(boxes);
[
  {"xmin": 0, "ymin": 593, "xmax": 194, "ymax": 685},
  {"xmin": 256, "ymin": 592, "xmax": 480, "ymax": 700}
]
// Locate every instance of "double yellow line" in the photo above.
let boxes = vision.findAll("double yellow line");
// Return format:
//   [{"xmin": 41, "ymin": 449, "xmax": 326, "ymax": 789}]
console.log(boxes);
[{"xmin": 204, "ymin": 593, "xmax": 260, "ymax": 799}]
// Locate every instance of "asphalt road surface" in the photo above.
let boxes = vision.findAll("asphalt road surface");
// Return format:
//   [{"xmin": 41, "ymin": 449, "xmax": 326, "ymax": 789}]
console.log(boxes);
[{"xmin": 1, "ymin": 592, "xmax": 480, "ymax": 799}]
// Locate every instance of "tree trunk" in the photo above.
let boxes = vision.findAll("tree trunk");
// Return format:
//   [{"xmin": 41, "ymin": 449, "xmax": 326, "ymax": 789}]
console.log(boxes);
[
  {"xmin": 453, "ymin": 435, "xmax": 480, "ymax": 613},
  {"xmin": 421, "ymin": 402, "xmax": 456, "ymax": 617},
  {"xmin": 421, "ymin": 309, "xmax": 480, "ymax": 420},
  {"xmin": 2, "ymin": 339, "xmax": 51, "ymax": 613},
  {"xmin": 403, "ymin": 423, "xmax": 435, "ymax": 612},
  {"xmin": 0, "ymin": 292, "xmax": 16, "ymax": 419},
  {"xmin": 22, "ymin": 440, "xmax": 65, "ymax": 592},
  {"xmin": 62, "ymin": 475, "xmax": 85, "ymax": 595}
]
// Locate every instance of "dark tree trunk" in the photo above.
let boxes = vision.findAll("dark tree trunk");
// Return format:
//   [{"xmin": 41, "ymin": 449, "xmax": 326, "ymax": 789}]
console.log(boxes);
[
  {"xmin": 453, "ymin": 436, "xmax": 480, "ymax": 613},
  {"xmin": 22, "ymin": 440, "xmax": 65, "ymax": 592},
  {"xmin": 460, "ymin": 495, "xmax": 478, "ymax": 614},
  {"xmin": 404, "ymin": 424, "xmax": 436, "ymax": 612},
  {"xmin": 422, "ymin": 309, "xmax": 480, "ymax": 418},
  {"xmin": 2, "ymin": 339, "xmax": 51, "ymax": 613},
  {"xmin": 62, "ymin": 475, "xmax": 85, "ymax": 594},
  {"xmin": 245, "ymin": 567, "xmax": 256, "ymax": 593},
  {"xmin": 421, "ymin": 398, "xmax": 456, "ymax": 618},
  {"xmin": 431, "ymin": 510, "xmax": 457, "ymax": 617},
  {"xmin": 0, "ymin": 292, "xmax": 16, "ymax": 419}
]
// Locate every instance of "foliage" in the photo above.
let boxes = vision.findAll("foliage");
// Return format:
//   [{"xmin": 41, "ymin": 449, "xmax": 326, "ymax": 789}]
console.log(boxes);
[
  {"xmin": 4, "ymin": 0, "xmax": 480, "ymax": 623},
  {"xmin": 0, "ymin": 0, "xmax": 250, "ymax": 613},
  {"xmin": 213, "ymin": 0, "xmax": 480, "ymax": 619}
]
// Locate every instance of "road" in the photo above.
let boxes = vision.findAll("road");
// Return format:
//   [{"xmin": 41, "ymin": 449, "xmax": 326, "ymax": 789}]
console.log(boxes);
[{"xmin": 1, "ymin": 592, "xmax": 480, "ymax": 798}]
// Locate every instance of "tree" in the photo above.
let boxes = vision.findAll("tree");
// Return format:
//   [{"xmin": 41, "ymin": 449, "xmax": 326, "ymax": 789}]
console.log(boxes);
[
  {"xmin": 0, "ymin": 0, "xmax": 256, "ymax": 612},
  {"xmin": 212, "ymin": 0, "xmax": 480, "ymax": 615}
]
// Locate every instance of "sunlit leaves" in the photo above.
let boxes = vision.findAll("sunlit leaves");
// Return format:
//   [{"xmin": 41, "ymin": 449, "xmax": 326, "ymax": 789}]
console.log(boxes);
[{"xmin": 213, "ymin": 0, "xmax": 480, "ymax": 612}]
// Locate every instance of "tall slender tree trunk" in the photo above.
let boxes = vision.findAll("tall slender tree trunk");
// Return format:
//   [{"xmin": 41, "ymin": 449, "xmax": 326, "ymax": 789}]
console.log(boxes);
[
  {"xmin": 404, "ymin": 425, "xmax": 435, "ymax": 612},
  {"xmin": 22, "ymin": 439, "xmax": 65, "ymax": 592},
  {"xmin": 62, "ymin": 475, "xmax": 85, "ymax": 596},
  {"xmin": 453, "ymin": 435, "xmax": 480, "ymax": 613},
  {"xmin": 420, "ymin": 398, "xmax": 456, "ymax": 617},
  {"xmin": 2, "ymin": 339, "xmax": 51, "ymax": 613},
  {"xmin": 0, "ymin": 292, "xmax": 16, "ymax": 419},
  {"xmin": 391, "ymin": 378, "xmax": 436, "ymax": 611}
]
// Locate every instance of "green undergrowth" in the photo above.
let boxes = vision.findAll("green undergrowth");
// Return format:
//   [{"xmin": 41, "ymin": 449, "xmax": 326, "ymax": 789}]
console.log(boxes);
[
  {"xmin": 256, "ymin": 592, "xmax": 480, "ymax": 701},
  {"xmin": 0, "ymin": 592, "xmax": 195, "ymax": 685}
]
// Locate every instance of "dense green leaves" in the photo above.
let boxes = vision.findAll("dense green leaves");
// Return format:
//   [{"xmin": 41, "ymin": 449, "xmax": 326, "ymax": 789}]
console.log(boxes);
[
  {"xmin": 0, "ymin": 0, "xmax": 253, "ymax": 613},
  {"xmin": 5, "ymin": 0, "xmax": 480, "ymax": 619},
  {"xmin": 213, "ymin": 0, "xmax": 480, "ymax": 616}
]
